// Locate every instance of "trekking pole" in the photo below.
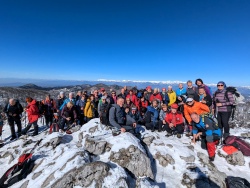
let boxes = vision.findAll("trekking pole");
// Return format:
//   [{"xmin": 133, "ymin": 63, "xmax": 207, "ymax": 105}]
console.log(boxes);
[{"xmin": 30, "ymin": 139, "xmax": 43, "ymax": 153}]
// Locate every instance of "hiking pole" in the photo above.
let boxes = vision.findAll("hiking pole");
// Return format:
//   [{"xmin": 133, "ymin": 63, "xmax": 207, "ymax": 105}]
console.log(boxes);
[{"xmin": 30, "ymin": 139, "xmax": 43, "ymax": 153}]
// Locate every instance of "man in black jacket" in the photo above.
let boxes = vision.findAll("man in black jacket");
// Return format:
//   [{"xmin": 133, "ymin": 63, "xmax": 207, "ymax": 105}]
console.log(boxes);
[{"xmin": 4, "ymin": 99, "xmax": 23, "ymax": 140}]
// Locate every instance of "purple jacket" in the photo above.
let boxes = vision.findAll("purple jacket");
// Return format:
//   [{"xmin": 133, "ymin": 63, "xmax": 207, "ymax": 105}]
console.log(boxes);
[{"xmin": 212, "ymin": 89, "xmax": 235, "ymax": 112}]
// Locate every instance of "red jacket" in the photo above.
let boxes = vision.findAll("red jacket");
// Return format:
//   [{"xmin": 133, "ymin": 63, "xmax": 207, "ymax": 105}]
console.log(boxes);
[
  {"xmin": 126, "ymin": 94, "xmax": 138, "ymax": 106},
  {"xmin": 149, "ymin": 93, "xmax": 163, "ymax": 102},
  {"xmin": 138, "ymin": 100, "xmax": 149, "ymax": 111},
  {"xmin": 26, "ymin": 100, "xmax": 39, "ymax": 123},
  {"xmin": 165, "ymin": 112, "xmax": 184, "ymax": 126}
]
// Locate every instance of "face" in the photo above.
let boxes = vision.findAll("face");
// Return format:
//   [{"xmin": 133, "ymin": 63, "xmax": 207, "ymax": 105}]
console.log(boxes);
[
  {"xmin": 112, "ymin": 92, "xmax": 116, "ymax": 96},
  {"xmin": 129, "ymin": 91, "xmax": 133, "ymax": 95},
  {"xmin": 217, "ymin": 83, "xmax": 224, "ymax": 90},
  {"xmin": 187, "ymin": 100, "xmax": 194, "ymax": 106},
  {"xmin": 168, "ymin": 87, "xmax": 172, "ymax": 92},
  {"xmin": 126, "ymin": 98, "xmax": 130, "ymax": 103},
  {"xmin": 9, "ymin": 99, "xmax": 15, "ymax": 106},
  {"xmin": 163, "ymin": 107, "xmax": 167, "ymax": 111},
  {"xmin": 46, "ymin": 96, "xmax": 50, "ymax": 100},
  {"xmin": 179, "ymin": 83, "xmax": 183, "ymax": 89},
  {"xmin": 187, "ymin": 82, "xmax": 192, "ymax": 87},
  {"xmin": 162, "ymin": 89, "xmax": 166, "ymax": 92},
  {"xmin": 94, "ymin": 90, "xmax": 98, "ymax": 95},
  {"xmin": 199, "ymin": 88, "xmax": 205, "ymax": 95},
  {"xmin": 117, "ymin": 98, "xmax": 124, "ymax": 107},
  {"xmin": 132, "ymin": 110, "xmax": 136, "ymax": 114},
  {"xmin": 196, "ymin": 81, "xmax": 202, "ymax": 86},
  {"xmin": 77, "ymin": 91, "xmax": 82, "ymax": 96},
  {"xmin": 171, "ymin": 108, "xmax": 177, "ymax": 113},
  {"xmin": 121, "ymin": 88, "xmax": 125, "ymax": 93},
  {"xmin": 154, "ymin": 89, "xmax": 158, "ymax": 94},
  {"xmin": 191, "ymin": 113, "xmax": 200, "ymax": 123},
  {"xmin": 141, "ymin": 97, "xmax": 145, "ymax": 101},
  {"xmin": 152, "ymin": 101, "xmax": 158, "ymax": 108},
  {"xmin": 90, "ymin": 96, "xmax": 94, "ymax": 100},
  {"xmin": 69, "ymin": 93, "xmax": 73, "ymax": 99}
]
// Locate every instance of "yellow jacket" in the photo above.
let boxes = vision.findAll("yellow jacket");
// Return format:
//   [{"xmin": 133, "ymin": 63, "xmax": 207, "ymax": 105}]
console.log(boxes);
[
  {"xmin": 84, "ymin": 99, "xmax": 94, "ymax": 118},
  {"xmin": 167, "ymin": 91, "xmax": 177, "ymax": 106}
]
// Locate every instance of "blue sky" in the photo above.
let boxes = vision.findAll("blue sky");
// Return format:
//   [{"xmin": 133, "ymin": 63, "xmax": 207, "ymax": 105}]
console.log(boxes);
[{"xmin": 0, "ymin": 0, "xmax": 249, "ymax": 85}]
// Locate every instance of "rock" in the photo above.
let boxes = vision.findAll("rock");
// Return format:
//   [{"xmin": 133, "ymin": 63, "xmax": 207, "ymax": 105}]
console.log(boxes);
[
  {"xmin": 154, "ymin": 152, "xmax": 175, "ymax": 167},
  {"xmin": 71, "ymin": 125, "xmax": 81, "ymax": 133},
  {"xmin": 105, "ymin": 143, "xmax": 113, "ymax": 152},
  {"xmin": 89, "ymin": 126, "xmax": 98, "ymax": 134},
  {"xmin": 43, "ymin": 136, "xmax": 62, "ymax": 148},
  {"xmin": 22, "ymin": 139, "xmax": 33, "ymax": 147},
  {"xmin": 78, "ymin": 132, "xmax": 83, "ymax": 142},
  {"xmin": 166, "ymin": 144, "xmax": 173, "ymax": 148},
  {"xmin": 143, "ymin": 136, "xmax": 155, "ymax": 146},
  {"xmin": 41, "ymin": 172, "xmax": 55, "ymax": 187},
  {"xmin": 51, "ymin": 161, "xmax": 110, "ymax": 188},
  {"xmin": 109, "ymin": 145, "xmax": 154, "ymax": 179},
  {"xmin": 241, "ymin": 132, "xmax": 250, "ymax": 138},
  {"xmin": 84, "ymin": 137, "xmax": 107, "ymax": 155},
  {"xmin": 20, "ymin": 180, "xmax": 29, "ymax": 188},
  {"xmin": 32, "ymin": 171, "xmax": 43, "ymax": 180},
  {"xmin": 226, "ymin": 151, "xmax": 245, "ymax": 166},
  {"xmin": 187, "ymin": 145, "xmax": 194, "ymax": 151},
  {"xmin": 197, "ymin": 152, "xmax": 227, "ymax": 188},
  {"xmin": 180, "ymin": 155, "xmax": 195, "ymax": 163}
]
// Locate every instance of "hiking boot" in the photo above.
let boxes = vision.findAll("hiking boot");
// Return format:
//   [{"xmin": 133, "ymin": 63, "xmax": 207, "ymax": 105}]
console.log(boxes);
[
  {"xmin": 165, "ymin": 132, "xmax": 172, "ymax": 137},
  {"xmin": 209, "ymin": 156, "xmax": 215, "ymax": 161},
  {"xmin": 177, "ymin": 134, "xmax": 181, "ymax": 139},
  {"xmin": 10, "ymin": 136, "xmax": 17, "ymax": 141}
]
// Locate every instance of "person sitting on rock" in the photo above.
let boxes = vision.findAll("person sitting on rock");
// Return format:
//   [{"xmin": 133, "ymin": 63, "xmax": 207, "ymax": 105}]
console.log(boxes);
[
  {"xmin": 4, "ymin": 98, "xmax": 23, "ymax": 140},
  {"xmin": 60, "ymin": 101, "xmax": 77, "ymax": 131},
  {"xmin": 165, "ymin": 103, "xmax": 184, "ymax": 138},
  {"xmin": 158, "ymin": 104, "xmax": 168, "ymax": 132},
  {"xmin": 184, "ymin": 97, "xmax": 210, "ymax": 136},
  {"xmin": 137, "ymin": 99, "xmax": 160, "ymax": 132},
  {"xmin": 191, "ymin": 112, "xmax": 221, "ymax": 161},
  {"xmin": 109, "ymin": 97, "xmax": 136, "ymax": 134},
  {"xmin": 129, "ymin": 106, "xmax": 140, "ymax": 123}
]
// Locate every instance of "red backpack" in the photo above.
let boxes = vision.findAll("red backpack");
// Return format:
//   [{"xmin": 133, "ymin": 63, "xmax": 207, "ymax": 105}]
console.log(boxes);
[{"xmin": 224, "ymin": 136, "xmax": 250, "ymax": 156}]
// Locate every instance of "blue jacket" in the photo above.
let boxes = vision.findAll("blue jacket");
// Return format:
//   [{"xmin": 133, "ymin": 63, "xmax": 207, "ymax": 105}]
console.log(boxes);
[
  {"xmin": 60, "ymin": 98, "xmax": 76, "ymax": 110},
  {"xmin": 176, "ymin": 88, "xmax": 187, "ymax": 97},
  {"xmin": 192, "ymin": 116, "xmax": 221, "ymax": 137},
  {"xmin": 147, "ymin": 106, "xmax": 159, "ymax": 123}
]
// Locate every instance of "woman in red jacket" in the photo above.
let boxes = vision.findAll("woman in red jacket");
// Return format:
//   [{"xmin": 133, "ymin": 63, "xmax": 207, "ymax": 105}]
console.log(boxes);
[
  {"xmin": 164, "ymin": 103, "xmax": 184, "ymax": 138},
  {"xmin": 22, "ymin": 97, "xmax": 39, "ymax": 136},
  {"xmin": 126, "ymin": 90, "xmax": 138, "ymax": 106}
]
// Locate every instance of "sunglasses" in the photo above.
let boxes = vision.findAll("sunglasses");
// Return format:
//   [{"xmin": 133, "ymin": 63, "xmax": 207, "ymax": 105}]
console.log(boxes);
[
  {"xmin": 217, "ymin": 85, "xmax": 224, "ymax": 87},
  {"xmin": 112, "ymin": 93, "xmax": 116, "ymax": 94}
]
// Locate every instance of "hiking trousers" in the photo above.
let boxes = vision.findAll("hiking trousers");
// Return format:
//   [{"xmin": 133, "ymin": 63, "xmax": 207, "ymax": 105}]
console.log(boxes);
[
  {"xmin": 164, "ymin": 123, "xmax": 184, "ymax": 134},
  {"xmin": 8, "ymin": 116, "xmax": 22, "ymax": 138},
  {"xmin": 22, "ymin": 121, "xmax": 38, "ymax": 135},
  {"xmin": 217, "ymin": 111, "xmax": 231, "ymax": 137}
]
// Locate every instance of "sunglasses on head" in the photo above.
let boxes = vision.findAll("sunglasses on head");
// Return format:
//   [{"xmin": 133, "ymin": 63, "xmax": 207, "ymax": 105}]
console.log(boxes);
[{"xmin": 217, "ymin": 84, "xmax": 224, "ymax": 86}]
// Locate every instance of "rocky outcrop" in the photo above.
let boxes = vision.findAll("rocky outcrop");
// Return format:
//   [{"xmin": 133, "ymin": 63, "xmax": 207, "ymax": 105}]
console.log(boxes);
[
  {"xmin": 226, "ymin": 151, "xmax": 245, "ymax": 166},
  {"xmin": 84, "ymin": 137, "xmax": 107, "ymax": 155},
  {"xmin": 109, "ymin": 145, "xmax": 154, "ymax": 179},
  {"xmin": 142, "ymin": 136, "xmax": 155, "ymax": 146},
  {"xmin": 154, "ymin": 151, "xmax": 175, "ymax": 167},
  {"xmin": 51, "ymin": 161, "xmax": 110, "ymax": 188}
]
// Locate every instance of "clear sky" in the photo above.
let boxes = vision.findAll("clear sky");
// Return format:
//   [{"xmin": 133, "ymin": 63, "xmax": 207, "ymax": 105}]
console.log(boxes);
[{"xmin": 0, "ymin": 0, "xmax": 249, "ymax": 85}]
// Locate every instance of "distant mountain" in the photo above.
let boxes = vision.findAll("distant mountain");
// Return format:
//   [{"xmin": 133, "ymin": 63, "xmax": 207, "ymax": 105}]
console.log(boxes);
[{"xmin": 19, "ymin": 83, "xmax": 45, "ymax": 90}]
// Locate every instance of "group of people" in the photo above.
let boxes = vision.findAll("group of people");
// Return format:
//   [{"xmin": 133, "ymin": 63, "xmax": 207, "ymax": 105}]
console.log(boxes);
[{"xmin": 0, "ymin": 78, "xmax": 235, "ymax": 161}]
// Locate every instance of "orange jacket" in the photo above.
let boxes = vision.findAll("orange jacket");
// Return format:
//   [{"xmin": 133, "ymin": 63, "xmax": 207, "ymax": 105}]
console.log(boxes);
[{"xmin": 184, "ymin": 101, "xmax": 210, "ymax": 124}]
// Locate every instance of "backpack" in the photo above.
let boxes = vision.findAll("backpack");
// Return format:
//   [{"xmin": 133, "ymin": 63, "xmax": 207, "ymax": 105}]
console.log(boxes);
[
  {"xmin": 224, "ymin": 87, "xmax": 241, "ymax": 120},
  {"xmin": 224, "ymin": 136, "xmax": 250, "ymax": 156},
  {"xmin": 222, "ymin": 145, "xmax": 238, "ymax": 155},
  {"xmin": 226, "ymin": 176, "xmax": 250, "ymax": 188},
  {"xmin": 201, "ymin": 114, "xmax": 219, "ymax": 130},
  {"xmin": 36, "ymin": 101, "xmax": 45, "ymax": 116}
]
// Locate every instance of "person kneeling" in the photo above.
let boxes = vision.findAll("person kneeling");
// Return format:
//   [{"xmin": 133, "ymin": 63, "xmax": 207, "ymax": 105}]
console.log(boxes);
[
  {"xmin": 164, "ymin": 103, "xmax": 184, "ymax": 138},
  {"xmin": 191, "ymin": 112, "xmax": 221, "ymax": 161}
]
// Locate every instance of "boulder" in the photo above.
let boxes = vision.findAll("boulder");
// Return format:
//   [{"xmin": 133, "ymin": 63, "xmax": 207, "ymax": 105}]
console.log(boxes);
[
  {"xmin": 84, "ymin": 137, "xmax": 107, "ymax": 155},
  {"xmin": 154, "ymin": 152, "xmax": 175, "ymax": 167},
  {"xmin": 51, "ymin": 161, "xmax": 110, "ymax": 188},
  {"xmin": 143, "ymin": 136, "xmax": 155, "ymax": 146},
  {"xmin": 109, "ymin": 145, "xmax": 154, "ymax": 179},
  {"xmin": 226, "ymin": 151, "xmax": 245, "ymax": 166}
]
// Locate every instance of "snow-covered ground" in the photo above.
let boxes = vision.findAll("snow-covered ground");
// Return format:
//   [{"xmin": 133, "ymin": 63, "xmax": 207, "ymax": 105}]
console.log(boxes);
[{"xmin": 0, "ymin": 118, "xmax": 250, "ymax": 188}]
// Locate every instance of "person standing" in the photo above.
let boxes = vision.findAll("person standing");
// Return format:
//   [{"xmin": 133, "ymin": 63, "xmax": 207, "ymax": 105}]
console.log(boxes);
[{"xmin": 4, "ymin": 99, "xmax": 23, "ymax": 140}]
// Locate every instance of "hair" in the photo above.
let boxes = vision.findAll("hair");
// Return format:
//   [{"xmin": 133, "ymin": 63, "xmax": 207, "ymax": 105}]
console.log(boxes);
[
  {"xmin": 195, "ymin": 78, "xmax": 203, "ymax": 85},
  {"xmin": 161, "ymin": 104, "xmax": 167, "ymax": 108},
  {"xmin": 187, "ymin": 80, "xmax": 192, "ymax": 84},
  {"xmin": 152, "ymin": 99, "xmax": 159, "ymax": 104},
  {"xmin": 190, "ymin": 112, "xmax": 199, "ymax": 116},
  {"xmin": 66, "ymin": 101, "xmax": 74, "ymax": 108},
  {"xmin": 26, "ymin": 97, "xmax": 33, "ymax": 103}
]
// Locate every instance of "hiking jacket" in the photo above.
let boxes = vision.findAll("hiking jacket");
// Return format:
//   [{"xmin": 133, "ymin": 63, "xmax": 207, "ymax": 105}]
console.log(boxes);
[
  {"xmin": 126, "ymin": 94, "xmax": 138, "ymax": 106},
  {"xmin": 199, "ymin": 94, "xmax": 212, "ymax": 107},
  {"xmin": 175, "ymin": 88, "xmax": 187, "ymax": 97},
  {"xmin": 26, "ymin": 100, "xmax": 39, "ymax": 123},
  {"xmin": 149, "ymin": 93, "xmax": 163, "ymax": 103},
  {"xmin": 167, "ymin": 91, "xmax": 177, "ymax": 106},
  {"xmin": 4, "ymin": 102, "xmax": 23, "ymax": 118},
  {"xmin": 42, "ymin": 99, "xmax": 56, "ymax": 115},
  {"xmin": 186, "ymin": 87, "xmax": 199, "ymax": 101},
  {"xmin": 138, "ymin": 100, "xmax": 149, "ymax": 111},
  {"xmin": 57, "ymin": 96, "xmax": 66, "ymax": 110},
  {"xmin": 109, "ymin": 104, "xmax": 135, "ymax": 129},
  {"xmin": 61, "ymin": 106, "xmax": 77, "ymax": 120},
  {"xmin": 165, "ymin": 112, "xmax": 184, "ymax": 126},
  {"xmin": 159, "ymin": 109, "xmax": 168, "ymax": 121},
  {"xmin": 84, "ymin": 99, "xmax": 95, "ymax": 118},
  {"xmin": 212, "ymin": 89, "xmax": 235, "ymax": 112},
  {"xmin": 184, "ymin": 101, "xmax": 210, "ymax": 124},
  {"xmin": 160, "ymin": 92, "xmax": 170, "ymax": 104},
  {"xmin": 99, "ymin": 102, "xmax": 110, "ymax": 117},
  {"xmin": 196, "ymin": 84, "xmax": 211, "ymax": 96},
  {"xmin": 76, "ymin": 99, "xmax": 86, "ymax": 115},
  {"xmin": 117, "ymin": 93, "xmax": 126, "ymax": 99},
  {"xmin": 60, "ymin": 98, "xmax": 76, "ymax": 110},
  {"xmin": 192, "ymin": 116, "xmax": 221, "ymax": 142}
]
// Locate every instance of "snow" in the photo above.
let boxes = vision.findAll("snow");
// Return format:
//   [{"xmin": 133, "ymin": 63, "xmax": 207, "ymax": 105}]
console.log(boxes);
[{"xmin": 0, "ymin": 118, "xmax": 250, "ymax": 188}]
